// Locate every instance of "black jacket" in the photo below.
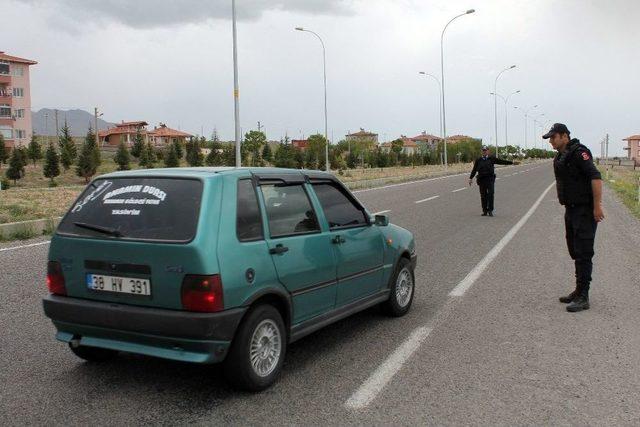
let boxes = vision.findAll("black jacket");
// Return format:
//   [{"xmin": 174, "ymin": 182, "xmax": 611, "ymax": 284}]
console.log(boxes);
[
  {"xmin": 469, "ymin": 156, "xmax": 513, "ymax": 180},
  {"xmin": 553, "ymin": 138, "xmax": 601, "ymax": 206}
]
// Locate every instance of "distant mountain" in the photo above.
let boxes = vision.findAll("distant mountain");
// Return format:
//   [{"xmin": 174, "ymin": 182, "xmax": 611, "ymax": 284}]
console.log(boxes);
[{"xmin": 32, "ymin": 108, "xmax": 115, "ymax": 137}]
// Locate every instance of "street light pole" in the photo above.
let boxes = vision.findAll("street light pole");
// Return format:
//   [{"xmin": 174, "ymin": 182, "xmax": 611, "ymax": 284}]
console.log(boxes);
[
  {"xmin": 441, "ymin": 8, "xmax": 475, "ymax": 170},
  {"xmin": 232, "ymin": 0, "xmax": 241, "ymax": 167},
  {"xmin": 514, "ymin": 104, "xmax": 538, "ymax": 151},
  {"xmin": 296, "ymin": 27, "xmax": 329, "ymax": 172},
  {"xmin": 532, "ymin": 113, "xmax": 545, "ymax": 149},
  {"xmin": 490, "ymin": 90, "xmax": 520, "ymax": 156},
  {"xmin": 418, "ymin": 71, "xmax": 442, "ymax": 143},
  {"xmin": 493, "ymin": 65, "xmax": 516, "ymax": 157}
]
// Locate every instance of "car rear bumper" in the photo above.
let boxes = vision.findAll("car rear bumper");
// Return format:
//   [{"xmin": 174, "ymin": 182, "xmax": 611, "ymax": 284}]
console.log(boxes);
[{"xmin": 43, "ymin": 295, "xmax": 247, "ymax": 363}]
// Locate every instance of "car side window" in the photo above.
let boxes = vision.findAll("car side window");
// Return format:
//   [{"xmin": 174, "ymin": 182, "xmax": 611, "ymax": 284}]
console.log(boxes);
[
  {"xmin": 236, "ymin": 179, "xmax": 264, "ymax": 241},
  {"xmin": 260, "ymin": 184, "xmax": 320, "ymax": 238},
  {"xmin": 312, "ymin": 183, "xmax": 368, "ymax": 229}
]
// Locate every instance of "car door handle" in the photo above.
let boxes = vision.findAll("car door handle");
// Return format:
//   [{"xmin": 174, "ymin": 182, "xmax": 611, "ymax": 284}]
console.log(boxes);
[
  {"xmin": 331, "ymin": 235, "xmax": 346, "ymax": 244},
  {"xmin": 269, "ymin": 244, "xmax": 289, "ymax": 255}
]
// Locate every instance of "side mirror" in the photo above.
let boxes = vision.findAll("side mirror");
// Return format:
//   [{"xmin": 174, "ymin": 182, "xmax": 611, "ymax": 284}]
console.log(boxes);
[{"xmin": 374, "ymin": 214, "xmax": 389, "ymax": 227}]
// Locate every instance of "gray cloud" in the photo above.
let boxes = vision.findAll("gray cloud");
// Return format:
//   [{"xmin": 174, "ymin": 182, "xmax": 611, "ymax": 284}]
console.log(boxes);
[{"xmin": 16, "ymin": 0, "xmax": 355, "ymax": 27}]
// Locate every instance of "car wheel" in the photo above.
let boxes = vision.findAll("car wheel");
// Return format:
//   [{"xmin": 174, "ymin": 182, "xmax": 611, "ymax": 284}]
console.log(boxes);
[
  {"xmin": 383, "ymin": 257, "xmax": 415, "ymax": 317},
  {"xmin": 69, "ymin": 343, "xmax": 118, "ymax": 362},
  {"xmin": 224, "ymin": 304, "xmax": 286, "ymax": 392}
]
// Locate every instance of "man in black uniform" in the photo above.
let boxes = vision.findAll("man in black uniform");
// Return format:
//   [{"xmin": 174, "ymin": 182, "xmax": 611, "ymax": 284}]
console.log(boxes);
[
  {"xmin": 468, "ymin": 146, "xmax": 515, "ymax": 216},
  {"xmin": 543, "ymin": 123, "xmax": 604, "ymax": 312}
]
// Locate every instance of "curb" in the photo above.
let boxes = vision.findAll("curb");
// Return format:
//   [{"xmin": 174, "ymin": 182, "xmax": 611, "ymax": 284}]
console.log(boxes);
[{"xmin": 0, "ymin": 217, "xmax": 62, "ymax": 241}]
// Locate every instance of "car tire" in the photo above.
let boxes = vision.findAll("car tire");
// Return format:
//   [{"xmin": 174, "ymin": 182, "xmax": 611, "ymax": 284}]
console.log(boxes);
[
  {"xmin": 383, "ymin": 257, "xmax": 415, "ymax": 317},
  {"xmin": 69, "ymin": 343, "xmax": 118, "ymax": 362},
  {"xmin": 224, "ymin": 304, "xmax": 286, "ymax": 392}
]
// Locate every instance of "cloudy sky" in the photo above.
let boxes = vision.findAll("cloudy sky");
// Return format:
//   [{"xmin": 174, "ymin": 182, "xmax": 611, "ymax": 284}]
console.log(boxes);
[{"xmin": 6, "ymin": 0, "xmax": 640, "ymax": 155}]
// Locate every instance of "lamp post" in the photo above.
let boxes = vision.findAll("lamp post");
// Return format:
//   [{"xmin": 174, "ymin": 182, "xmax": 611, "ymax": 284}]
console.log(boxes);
[
  {"xmin": 493, "ymin": 65, "xmax": 516, "ymax": 157},
  {"xmin": 441, "ymin": 8, "xmax": 475, "ymax": 170},
  {"xmin": 296, "ymin": 26, "xmax": 329, "ymax": 171},
  {"xmin": 490, "ymin": 90, "xmax": 519, "ymax": 156},
  {"xmin": 532, "ymin": 113, "xmax": 545, "ymax": 149},
  {"xmin": 418, "ymin": 72, "xmax": 443, "ymax": 144},
  {"xmin": 232, "ymin": 0, "xmax": 241, "ymax": 167},
  {"xmin": 514, "ymin": 104, "xmax": 538, "ymax": 151}
]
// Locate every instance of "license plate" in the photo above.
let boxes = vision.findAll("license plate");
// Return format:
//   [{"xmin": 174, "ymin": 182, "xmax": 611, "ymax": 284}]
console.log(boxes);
[{"xmin": 86, "ymin": 274, "xmax": 151, "ymax": 296}]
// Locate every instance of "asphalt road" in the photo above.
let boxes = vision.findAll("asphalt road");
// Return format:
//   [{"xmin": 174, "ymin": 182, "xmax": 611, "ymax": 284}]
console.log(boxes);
[{"xmin": 1, "ymin": 161, "xmax": 639, "ymax": 425}]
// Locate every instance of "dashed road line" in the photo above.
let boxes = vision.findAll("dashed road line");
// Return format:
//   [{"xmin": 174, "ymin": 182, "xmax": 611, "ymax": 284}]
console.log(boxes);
[
  {"xmin": 451, "ymin": 187, "xmax": 466, "ymax": 193},
  {"xmin": 414, "ymin": 195, "xmax": 440, "ymax": 204},
  {"xmin": 449, "ymin": 181, "xmax": 555, "ymax": 297},
  {"xmin": 373, "ymin": 210, "xmax": 391, "ymax": 215},
  {"xmin": 0, "ymin": 240, "xmax": 50, "ymax": 253}
]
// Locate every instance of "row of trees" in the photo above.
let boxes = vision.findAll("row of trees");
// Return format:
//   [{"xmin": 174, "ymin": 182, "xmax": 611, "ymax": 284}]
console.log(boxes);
[
  {"xmin": 1, "ymin": 122, "xmax": 102, "ymax": 187},
  {"xmin": 1, "ymin": 127, "xmax": 556, "ymax": 189}
]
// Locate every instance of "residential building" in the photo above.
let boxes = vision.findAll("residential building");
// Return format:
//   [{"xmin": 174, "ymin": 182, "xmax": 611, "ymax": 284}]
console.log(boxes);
[
  {"xmin": 98, "ymin": 121, "xmax": 149, "ymax": 146},
  {"xmin": 291, "ymin": 139, "xmax": 309, "ymax": 151},
  {"xmin": 0, "ymin": 51, "xmax": 37, "ymax": 148},
  {"xmin": 148, "ymin": 123, "xmax": 192, "ymax": 146},
  {"xmin": 380, "ymin": 136, "xmax": 419, "ymax": 155},
  {"xmin": 446, "ymin": 134, "xmax": 479, "ymax": 144},
  {"xmin": 346, "ymin": 128, "xmax": 378, "ymax": 145},
  {"xmin": 410, "ymin": 131, "xmax": 442, "ymax": 150},
  {"xmin": 98, "ymin": 121, "xmax": 193, "ymax": 147},
  {"xmin": 623, "ymin": 135, "xmax": 640, "ymax": 166}
]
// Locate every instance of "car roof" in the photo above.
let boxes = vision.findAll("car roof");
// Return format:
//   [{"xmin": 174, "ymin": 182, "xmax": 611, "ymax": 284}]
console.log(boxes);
[{"xmin": 98, "ymin": 167, "xmax": 336, "ymax": 181}]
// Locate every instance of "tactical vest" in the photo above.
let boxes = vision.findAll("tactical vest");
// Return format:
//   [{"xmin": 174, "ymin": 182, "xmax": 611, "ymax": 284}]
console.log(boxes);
[{"xmin": 553, "ymin": 140, "xmax": 593, "ymax": 206}]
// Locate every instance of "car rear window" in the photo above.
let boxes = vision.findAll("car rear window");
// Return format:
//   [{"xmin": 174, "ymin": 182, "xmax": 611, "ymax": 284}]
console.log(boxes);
[{"xmin": 57, "ymin": 177, "xmax": 203, "ymax": 242}]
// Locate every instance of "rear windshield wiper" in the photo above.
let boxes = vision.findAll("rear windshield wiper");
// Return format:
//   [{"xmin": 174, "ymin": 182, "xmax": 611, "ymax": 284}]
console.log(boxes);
[{"xmin": 73, "ymin": 222, "xmax": 123, "ymax": 237}]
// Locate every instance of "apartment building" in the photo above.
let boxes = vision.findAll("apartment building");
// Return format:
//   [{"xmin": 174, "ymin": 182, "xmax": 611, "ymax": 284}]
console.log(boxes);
[{"xmin": 0, "ymin": 51, "xmax": 37, "ymax": 148}]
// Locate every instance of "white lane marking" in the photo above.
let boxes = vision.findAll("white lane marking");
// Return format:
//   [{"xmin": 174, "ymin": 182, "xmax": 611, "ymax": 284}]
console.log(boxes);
[
  {"xmin": 0, "ymin": 240, "xmax": 51, "ymax": 253},
  {"xmin": 373, "ymin": 210, "xmax": 391, "ymax": 215},
  {"xmin": 345, "ymin": 326, "xmax": 432, "ymax": 410},
  {"xmin": 449, "ymin": 181, "xmax": 555, "ymax": 297},
  {"xmin": 414, "ymin": 195, "xmax": 440, "ymax": 204},
  {"xmin": 352, "ymin": 172, "xmax": 468, "ymax": 194},
  {"xmin": 452, "ymin": 187, "xmax": 467, "ymax": 193}
]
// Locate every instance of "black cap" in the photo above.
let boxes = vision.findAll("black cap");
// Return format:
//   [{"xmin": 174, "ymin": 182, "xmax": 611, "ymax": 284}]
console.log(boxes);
[
  {"xmin": 542, "ymin": 123, "xmax": 570, "ymax": 139},
  {"xmin": 481, "ymin": 145, "xmax": 489, "ymax": 150}
]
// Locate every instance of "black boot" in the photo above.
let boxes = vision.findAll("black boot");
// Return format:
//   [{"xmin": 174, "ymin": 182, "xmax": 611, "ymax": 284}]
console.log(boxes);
[
  {"xmin": 488, "ymin": 211, "xmax": 493, "ymax": 217},
  {"xmin": 482, "ymin": 211, "xmax": 488, "ymax": 216},
  {"xmin": 566, "ymin": 294, "xmax": 590, "ymax": 312},
  {"xmin": 559, "ymin": 289, "xmax": 579, "ymax": 304}
]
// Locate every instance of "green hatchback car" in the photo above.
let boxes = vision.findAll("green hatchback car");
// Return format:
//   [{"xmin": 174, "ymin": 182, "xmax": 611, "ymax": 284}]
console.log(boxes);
[{"xmin": 43, "ymin": 167, "xmax": 416, "ymax": 390}]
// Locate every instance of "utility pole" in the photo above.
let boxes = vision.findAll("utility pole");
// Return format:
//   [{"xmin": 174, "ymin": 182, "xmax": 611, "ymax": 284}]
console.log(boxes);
[
  {"xmin": 605, "ymin": 133, "xmax": 609, "ymax": 160},
  {"xmin": 94, "ymin": 107, "xmax": 101, "ymax": 148},
  {"xmin": 257, "ymin": 121, "xmax": 263, "ymax": 133},
  {"xmin": 54, "ymin": 109, "xmax": 59, "ymax": 138}
]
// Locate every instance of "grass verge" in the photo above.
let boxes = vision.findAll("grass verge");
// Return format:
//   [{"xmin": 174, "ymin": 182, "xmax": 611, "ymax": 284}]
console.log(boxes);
[{"xmin": 600, "ymin": 167, "xmax": 640, "ymax": 220}]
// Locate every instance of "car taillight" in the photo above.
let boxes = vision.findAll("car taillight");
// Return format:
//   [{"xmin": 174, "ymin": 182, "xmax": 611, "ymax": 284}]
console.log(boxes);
[
  {"xmin": 181, "ymin": 274, "xmax": 224, "ymax": 312},
  {"xmin": 47, "ymin": 261, "xmax": 67, "ymax": 295}
]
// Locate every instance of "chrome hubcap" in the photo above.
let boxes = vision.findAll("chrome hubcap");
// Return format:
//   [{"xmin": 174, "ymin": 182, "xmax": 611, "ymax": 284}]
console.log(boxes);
[
  {"xmin": 249, "ymin": 319, "xmax": 282, "ymax": 377},
  {"xmin": 396, "ymin": 268, "xmax": 413, "ymax": 307}
]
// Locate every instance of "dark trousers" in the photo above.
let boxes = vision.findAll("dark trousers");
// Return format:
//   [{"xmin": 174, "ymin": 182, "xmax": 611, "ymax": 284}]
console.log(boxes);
[
  {"xmin": 564, "ymin": 205, "xmax": 597, "ymax": 295},
  {"xmin": 477, "ymin": 176, "xmax": 495, "ymax": 213}
]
